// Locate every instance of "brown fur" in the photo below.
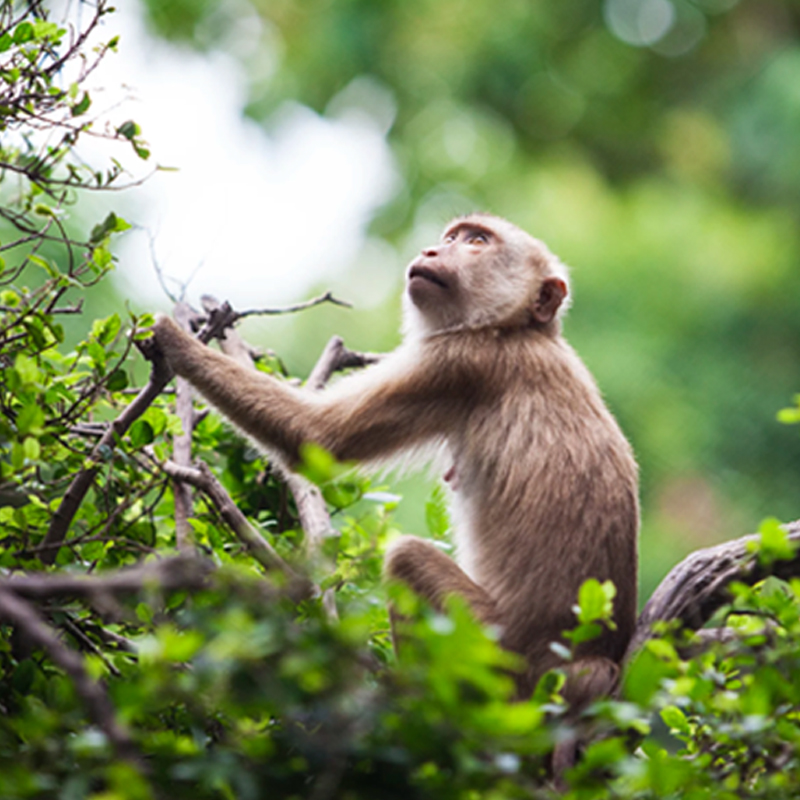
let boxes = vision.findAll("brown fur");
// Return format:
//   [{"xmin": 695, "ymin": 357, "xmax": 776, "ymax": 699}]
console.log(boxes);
[{"xmin": 151, "ymin": 214, "xmax": 639, "ymax": 706}]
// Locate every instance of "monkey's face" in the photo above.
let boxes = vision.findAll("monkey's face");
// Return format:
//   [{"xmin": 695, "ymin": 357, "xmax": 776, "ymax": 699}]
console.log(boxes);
[{"xmin": 404, "ymin": 214, "xmax": 568, "ymax": 335}]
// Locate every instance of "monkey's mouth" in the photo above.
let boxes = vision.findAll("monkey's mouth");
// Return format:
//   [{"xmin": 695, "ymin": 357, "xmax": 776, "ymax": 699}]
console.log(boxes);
[{"xmin": 408, "ymin": 265, "xmax": 448, "ymax": 289}]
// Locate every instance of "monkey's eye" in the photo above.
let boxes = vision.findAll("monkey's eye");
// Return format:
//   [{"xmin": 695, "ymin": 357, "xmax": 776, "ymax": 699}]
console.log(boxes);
[
  {"xmin": 466, "ymin": 231, "xmax": 490, "ymax": 245},
  {"xmin": 443, "ymin": 232, "xmax": 457, "ymax": 243}
]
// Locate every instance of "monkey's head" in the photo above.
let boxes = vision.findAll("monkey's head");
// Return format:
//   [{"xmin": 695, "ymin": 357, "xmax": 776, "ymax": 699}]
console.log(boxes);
[{"xmin": 403, "ymin": 214, "xmax": 570, "ymax": 338}]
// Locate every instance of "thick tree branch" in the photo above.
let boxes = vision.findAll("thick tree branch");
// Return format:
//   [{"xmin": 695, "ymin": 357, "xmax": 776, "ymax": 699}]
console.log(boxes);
[
  {"xmin": 626, "ymin": 520, "xmax": 800, "ymax": 661},
  {"xmin": 3, "ymin": 554, "xmax": 213, "ymax": 602}
]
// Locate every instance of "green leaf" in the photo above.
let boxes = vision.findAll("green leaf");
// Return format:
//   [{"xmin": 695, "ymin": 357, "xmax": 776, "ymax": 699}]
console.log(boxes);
[
  {"xmin": 91, "ymin": 313, "xmax": 122, "ymax": 345},
  {"xmin": 13, "ymin": 22, "xmax": 34, "ymax": 44},
  {"xmin": 71, "ymin": 91, "xmax": 91, "ymax": 116},
  {"xmin": 749, "ymin": 517, "xmax": 796, "ymax": 565},
  {"xmin": 16, "ymin": 404, "xmax": 44, "ymax": 436},
  {"xmin": 106, "ymin": 368, "xmax": 128, "ymax": 392},
  {"xmin": 777, "ymin": 406, "xmax": 800, "ymax": 424},
  {"xmin": 660, "ymin": 704, "xmax": 692, "ymax": 736},
  {"xmin": 22, "ymin": 436, "xmax": 40, "ymax": 462},
  {"xmin": 622, "ymin": 643, "xmax": 678, "ymax": 705},
  {"xmin": 87, "ymin": 340, "xmax": 106, "ymax": 371},
  {"xmin": 90, "ymin": 212, "xmax": 129, "ymax": 244},
  {"xmin": 425, "ymin": 483, "xmax": 450, "ymax": 539},
  {"xmin": 117, "ymin": 120, "xmax": 140, "ymax": 141},
  {"xmin": 129, "ymin": 420, "xmax": 154, "ymax": 447},
  {"xmin": 81, "ymin": 540, "xmax": 106, "ymax": 562},
  {"xmin": 14, "ymin": 353, "xmax": 41, "ymax": 386},
  {"xmin": 532, "ymin": 669, "xmax": 565, "ymax": 703},
  {"xmin": 573, "ymin": 578, "xmax": 617, "ymax": 626},
  {"xmin": 91, "ymin": 245, "xmax": 113, "ymax": 271}
]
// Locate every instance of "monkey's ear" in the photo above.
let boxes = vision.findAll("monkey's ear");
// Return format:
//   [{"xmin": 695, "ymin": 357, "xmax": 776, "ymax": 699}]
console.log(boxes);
[{"xmin": 531, "ymin": 277, "xmax": 568, "ymax": 325}]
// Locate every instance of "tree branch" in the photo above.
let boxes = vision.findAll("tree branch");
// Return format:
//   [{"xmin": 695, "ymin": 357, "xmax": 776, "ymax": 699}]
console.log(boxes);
[
  {"xmin": 172, "ymin": 301, "xmax": 196, "ymax": 549},
  {"xmin": 3, "ymin": 553, "xmax": 213, "ymax": 602},
  {"xmin": 198, "ymin": 299, "xmax": 380, "ymax": 621},
  {"xmin": 158, "ymin": 458, "xmax": 313, "ymax": 601},
  {"xmin": 626, "ymin": 520, "xmax": 800, "ymax": 661},
  {"xmin": 306, "ymin": 335, "xmax": 381, "ymax": 392}
]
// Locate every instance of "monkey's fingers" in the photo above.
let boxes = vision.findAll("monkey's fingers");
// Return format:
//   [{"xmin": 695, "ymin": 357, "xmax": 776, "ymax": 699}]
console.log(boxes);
[{"xmin": 133, "ymin": 331, "xmax": 162, "ymax": 362}]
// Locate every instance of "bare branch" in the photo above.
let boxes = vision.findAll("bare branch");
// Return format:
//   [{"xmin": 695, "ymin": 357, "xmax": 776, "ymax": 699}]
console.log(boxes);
[
  {"xmin": 230, "ymin": 290, "xmax": 352, "ymax": 319},
  {"xmin": 306, "ymin": 335, "xmax": 382, "ymax": 392}
]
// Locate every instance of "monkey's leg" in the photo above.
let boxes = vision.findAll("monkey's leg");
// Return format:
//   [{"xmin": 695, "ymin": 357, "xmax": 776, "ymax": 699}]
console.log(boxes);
[
  {"xmin": 384, "ymin": 534, "xmax": 498, "ymax": 624},
  {"xmin": 551, "ymin": 655, "xmax": 620, "ymax": 788}
]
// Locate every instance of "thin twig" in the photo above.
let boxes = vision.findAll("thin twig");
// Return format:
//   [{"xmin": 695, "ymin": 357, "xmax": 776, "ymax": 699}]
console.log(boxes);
[{"xmin": 208, "ymin": 290, "xmax": 352, "ymax": 322}]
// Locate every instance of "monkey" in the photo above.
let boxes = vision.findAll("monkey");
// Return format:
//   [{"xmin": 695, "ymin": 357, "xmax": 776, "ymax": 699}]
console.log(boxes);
[{"xmin": 150, "ymin": 213, "xmax": 639, "ymax": 709}]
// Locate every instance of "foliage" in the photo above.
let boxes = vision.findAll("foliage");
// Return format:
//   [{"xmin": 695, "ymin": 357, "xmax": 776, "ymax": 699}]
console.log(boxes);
[{"xmin": 3, "ymin": 2, "xmax": 800, "ymax": 800}]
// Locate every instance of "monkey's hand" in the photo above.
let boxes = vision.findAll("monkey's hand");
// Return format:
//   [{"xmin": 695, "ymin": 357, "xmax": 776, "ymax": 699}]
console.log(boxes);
[
  {"xmin": 133, "ymin": 315, "xmax": 182, "ymax": 384},
  {"xmin": 148, "ymin": 315, "xmax": 195, "ymax": 375}
]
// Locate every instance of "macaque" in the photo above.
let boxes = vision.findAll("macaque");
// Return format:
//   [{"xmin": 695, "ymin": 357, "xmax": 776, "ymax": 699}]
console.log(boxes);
[{"xmin": 151, "ymin": 213, "xmax": 638, "ymax": 707}]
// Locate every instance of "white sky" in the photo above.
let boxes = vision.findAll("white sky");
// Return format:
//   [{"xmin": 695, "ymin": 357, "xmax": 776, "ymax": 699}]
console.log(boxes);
[{"xmin": 82, "ymin": 1, "xmax": 398, "ymax": 310}]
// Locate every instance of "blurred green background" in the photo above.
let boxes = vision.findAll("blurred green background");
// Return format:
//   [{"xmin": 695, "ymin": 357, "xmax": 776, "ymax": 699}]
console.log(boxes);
[{"xmin": 107, "ymin": 0, "xmax": 800, "ymax": 601}]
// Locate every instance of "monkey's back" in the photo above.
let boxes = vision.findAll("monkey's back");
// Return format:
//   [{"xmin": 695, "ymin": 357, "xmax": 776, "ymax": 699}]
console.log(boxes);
[{"xmin": 443, "ymin": 329, "xmax": 639, "ymax": 681}]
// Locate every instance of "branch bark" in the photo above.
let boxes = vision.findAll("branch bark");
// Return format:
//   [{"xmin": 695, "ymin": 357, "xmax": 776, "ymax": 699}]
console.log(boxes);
[
  {"xmin": 626, "ymin": 520, "xmax": 800, "ymax": 662},
  {"xmin": 3, "ymin": 553, "xmax": 213, "ymax": 601},
  {"xmin": 306, "ymin": 335, "xmax": 381, "ymax": 392}
]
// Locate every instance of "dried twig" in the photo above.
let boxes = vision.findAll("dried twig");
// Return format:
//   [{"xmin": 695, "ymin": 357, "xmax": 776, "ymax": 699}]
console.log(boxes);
[
  {"xmin": 233, "ymin": 290, "xmax": 352, "ymax": 320},
  {"xmin": 306, "ymin": 335, "xmax": 381, "ymax": 392}
]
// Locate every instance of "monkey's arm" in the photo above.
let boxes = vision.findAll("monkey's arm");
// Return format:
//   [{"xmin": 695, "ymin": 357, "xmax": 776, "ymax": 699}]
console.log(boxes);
[{"xmin": 151, "ymin": 316, "xmax": 474, "ymax": 466}]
